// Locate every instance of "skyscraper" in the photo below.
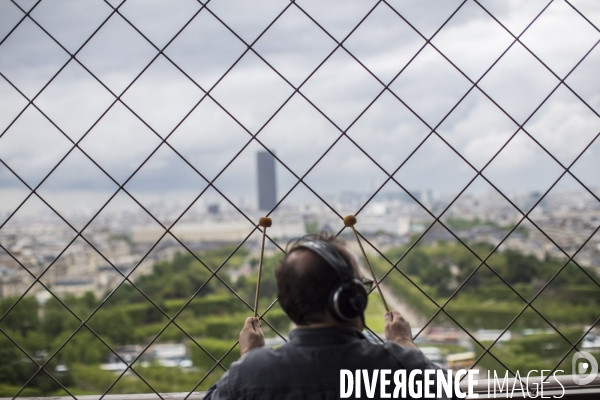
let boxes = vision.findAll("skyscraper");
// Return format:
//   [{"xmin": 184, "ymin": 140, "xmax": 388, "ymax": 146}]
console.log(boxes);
[{"xmin": 257, "ymin": 151, "xmax": 277, "ymax": 211}]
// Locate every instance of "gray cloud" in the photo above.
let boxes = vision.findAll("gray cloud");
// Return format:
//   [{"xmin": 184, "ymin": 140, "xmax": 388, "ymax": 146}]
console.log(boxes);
[{"xmin": 1, "ymin": 0, "xmax": 599, "ymax": 215}]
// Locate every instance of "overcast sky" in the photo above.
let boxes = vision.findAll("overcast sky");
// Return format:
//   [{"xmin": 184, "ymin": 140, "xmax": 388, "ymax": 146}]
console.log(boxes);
[{"xmin": 0, "ymin": 0, "xmax": 599, "ymax": 218}]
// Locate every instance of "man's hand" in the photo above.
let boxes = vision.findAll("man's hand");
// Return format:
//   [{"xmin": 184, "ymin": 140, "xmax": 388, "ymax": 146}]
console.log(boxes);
[
  {"xmin": 384, "ymin": 311, "xmax": 417, "ymax": 350},
  {"xmin": 239, "ymin": 317, "xmax": 265, "ymax": 357}
]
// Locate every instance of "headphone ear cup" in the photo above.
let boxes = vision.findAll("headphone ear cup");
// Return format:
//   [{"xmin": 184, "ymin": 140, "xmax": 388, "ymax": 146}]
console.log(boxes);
[{"xmin": 329, "ymin": 280, "xmax": 368, "ymax": 321}]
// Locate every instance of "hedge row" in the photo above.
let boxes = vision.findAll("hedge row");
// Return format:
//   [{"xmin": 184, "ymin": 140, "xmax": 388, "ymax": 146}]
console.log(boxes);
[
  {"xmin": 115, "ymin": 293, "xmax": 248, "ymax": 326},
  {"xmin": 190, "ymin": 338, "xmax": 240, "ymax": 370},
  {"xmin": 133, "ymin": 307, "xmax": 290, "ymax": 342},
  {"xmin": 371, "ymin": 258, "xmax": 599, "ymax": 331}
]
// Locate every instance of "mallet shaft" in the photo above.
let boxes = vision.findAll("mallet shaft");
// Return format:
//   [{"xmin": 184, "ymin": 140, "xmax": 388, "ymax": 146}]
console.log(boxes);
[
  {"xmin": 350, "ymin": 225, "xmax": 389, "ymax": 312},
  {"xmin": 254, "ymin": 225, "xmax": 268, "ymax": 318}
]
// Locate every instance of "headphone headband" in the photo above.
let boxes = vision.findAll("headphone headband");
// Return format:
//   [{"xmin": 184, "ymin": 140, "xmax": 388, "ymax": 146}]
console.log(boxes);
[
  {"xmin": 295, "ymin": 240, "xmax": 353, "ymax": 283},
  {"xmin": 291, "ymin": 236, "xmax": 367, "ymax": 322}
]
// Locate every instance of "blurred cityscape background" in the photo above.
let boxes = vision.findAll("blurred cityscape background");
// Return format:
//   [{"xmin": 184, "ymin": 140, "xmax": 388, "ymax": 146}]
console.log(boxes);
[{"xmin": 1, "ymin": 0, "xmax": 600, "ymax": 397}]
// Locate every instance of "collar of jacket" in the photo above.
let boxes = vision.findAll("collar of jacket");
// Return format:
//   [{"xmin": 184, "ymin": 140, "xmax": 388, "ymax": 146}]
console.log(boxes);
[{"xmin": 288, "ymin": 326, "xmax": 366, "ymax": 346}]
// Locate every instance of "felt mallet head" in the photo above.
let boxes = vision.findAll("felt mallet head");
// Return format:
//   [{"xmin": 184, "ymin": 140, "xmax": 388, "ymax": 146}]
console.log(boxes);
[
  {"xmin": 258, "ymin": 217, "xmax": 272, "ymax": 228},
  {"xmin": 343, "ymin": 215, "xmax": 357, "ymax": 227}
]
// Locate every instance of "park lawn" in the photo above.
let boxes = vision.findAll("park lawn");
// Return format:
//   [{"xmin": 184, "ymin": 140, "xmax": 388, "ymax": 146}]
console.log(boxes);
[{"xmin": 364, "ymin": 293, "xmax": 387, "ymax": 334}]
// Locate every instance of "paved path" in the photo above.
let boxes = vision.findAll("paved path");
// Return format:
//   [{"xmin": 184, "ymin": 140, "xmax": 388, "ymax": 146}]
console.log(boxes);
[
  {"xmin": 354, "ymin": 263, "xmax": 428, "ymax": 330},
  {"xmin": 345, "ymin": 241, "xmax": 427, "ymax": 328}
]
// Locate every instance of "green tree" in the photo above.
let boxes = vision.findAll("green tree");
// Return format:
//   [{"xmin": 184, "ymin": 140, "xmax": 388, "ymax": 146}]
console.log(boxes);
[
  {"xmin": 0, "ymin": 334, "xmax": 35, "ymax": 386},
  {"xmin": 88, "ymin": 308, "xmax": 135, "ymax": 345},
  {"xmin": 0, "ymin": 296, "xmax": 39, "ymax": 336},
  {"xmin": 41, "ymin": 297, "xmax": 77, "ymax": 341},
  {"xmin": 53, "ymin": 328, "xmax": 110, "ymax": 365},
  {"xmin": 503, "ymin": 250, "xmax": 541, "ymax": 284}
]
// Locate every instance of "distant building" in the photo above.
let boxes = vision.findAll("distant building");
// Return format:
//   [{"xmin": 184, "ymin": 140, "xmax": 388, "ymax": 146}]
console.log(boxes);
[
  {"xmin": 257, "ymin": 151, "xmax": 277, "ymax": 211},
  {"xmin": 207, "ymin": 204, "xmax": 220, "ymax": 214}
]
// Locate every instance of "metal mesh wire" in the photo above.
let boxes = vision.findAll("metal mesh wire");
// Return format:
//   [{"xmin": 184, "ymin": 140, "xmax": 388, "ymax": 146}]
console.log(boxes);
[{"xmin": 0, "ymin": 0, "xmax": 599, "ymax": 398}]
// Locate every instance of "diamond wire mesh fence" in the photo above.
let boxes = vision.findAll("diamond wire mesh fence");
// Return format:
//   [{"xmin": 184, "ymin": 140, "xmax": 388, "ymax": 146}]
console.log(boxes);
[{"xmin": 0, "ymin": 0, "xmax": 599, "ymax": 397}]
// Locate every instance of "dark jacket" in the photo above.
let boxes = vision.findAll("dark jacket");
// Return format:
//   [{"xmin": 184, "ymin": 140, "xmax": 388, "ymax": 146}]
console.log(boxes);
[{"xmin": 204, "ymin": 326, "xmax": 451, "ymax": 399}]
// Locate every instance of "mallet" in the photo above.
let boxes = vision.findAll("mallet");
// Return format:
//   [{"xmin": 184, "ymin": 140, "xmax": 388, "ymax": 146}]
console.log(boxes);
[
  {"xmin": 344, "ymin": 215, "xmax": 389, "ymax": 312},
  {"xmin": 254, "ymin": 217, "xmax": 272, "ymax": 318}
]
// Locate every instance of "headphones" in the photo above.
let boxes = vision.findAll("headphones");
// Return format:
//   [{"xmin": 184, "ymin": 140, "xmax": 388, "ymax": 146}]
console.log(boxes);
[{"xmin": 295, "ymin": 239, "xmax": 368, "ymax": 322}]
